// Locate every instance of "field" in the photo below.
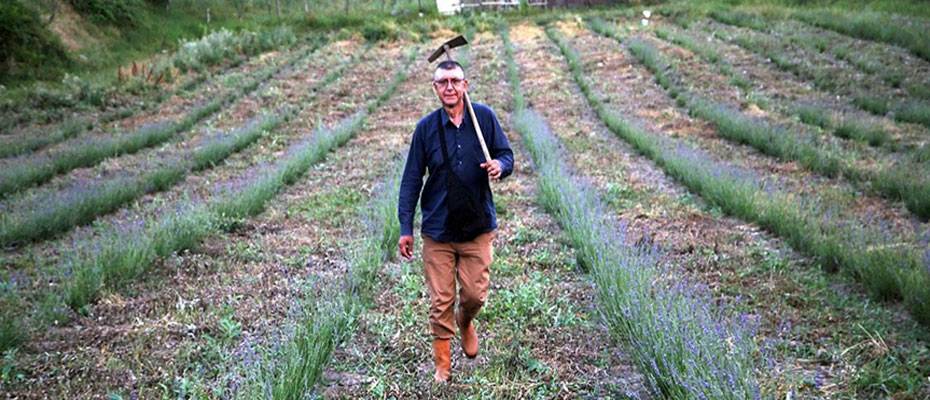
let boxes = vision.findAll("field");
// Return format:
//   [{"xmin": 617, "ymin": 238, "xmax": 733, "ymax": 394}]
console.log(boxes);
[{"xmin": 1, "ymin": 1, "xmax": 929, "ymax": 399}]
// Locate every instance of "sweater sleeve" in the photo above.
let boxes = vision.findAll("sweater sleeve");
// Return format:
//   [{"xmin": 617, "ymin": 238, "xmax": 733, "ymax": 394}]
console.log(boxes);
[
  {"xmin": 486, "ymin": 108, "xmax": 514, "ymax": 179},
  {"xmin": 398, "ymin": 121, "xmax": 426, "ymax": 237}
]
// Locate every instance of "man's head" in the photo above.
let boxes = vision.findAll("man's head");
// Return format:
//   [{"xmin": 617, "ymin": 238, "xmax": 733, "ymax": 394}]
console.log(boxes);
[{"xmin": 433, "ymin": 60, "xmax": 468, "ymax": 109}]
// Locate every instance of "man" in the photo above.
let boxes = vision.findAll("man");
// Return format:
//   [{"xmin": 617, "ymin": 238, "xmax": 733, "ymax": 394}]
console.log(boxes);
[{"xmin": 397, "ymin": 60, "xmax": 514, "ymax": 382}]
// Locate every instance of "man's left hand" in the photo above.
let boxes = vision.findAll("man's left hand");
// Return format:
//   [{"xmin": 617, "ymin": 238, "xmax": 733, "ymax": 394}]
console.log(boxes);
[{"xmin": 480, "ymin": 159, "xmax": 502, "ymax": 181}]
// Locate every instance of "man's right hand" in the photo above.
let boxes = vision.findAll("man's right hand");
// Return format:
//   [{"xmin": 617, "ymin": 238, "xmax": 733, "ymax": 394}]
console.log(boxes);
[{"xmin": 398, "ymin": 235, "xmax": 415, "ymax": 261}]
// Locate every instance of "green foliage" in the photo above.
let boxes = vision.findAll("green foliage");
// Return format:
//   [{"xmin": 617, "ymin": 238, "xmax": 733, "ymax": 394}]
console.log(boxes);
[
  {"xmin": 796, "ymin": 9, "xmax": 930, "ymax": 63},
  {"xmin": 0, "ymin": 1, "xmax": 71, "ymax": 83},
  {"xmin": 834, "ymin": 119, "xmax": 889, "ymax": 147},
  {"xmin": 853, "ymin": 96, "xmax": 890, "ymax": 115},
  {"xmin": 173, "ymin": 27, "xmax": 297, "ymax": 73},
  {"xmin": 796, "ymin": 104, "xmax": 832, "ymax": 129},
  {"xmin": 69, "ymin": 0, "xmax": 143, "ymax": 25},
  {"xmin": 361, "ymin": 19, "xmax": 401, "ymax": 42}
]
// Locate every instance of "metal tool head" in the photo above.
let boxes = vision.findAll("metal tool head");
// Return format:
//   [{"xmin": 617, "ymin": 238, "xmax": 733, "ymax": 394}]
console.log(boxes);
[{"xmin": 428, "ymin": 35, "xmax": 468, "ymax": 63}]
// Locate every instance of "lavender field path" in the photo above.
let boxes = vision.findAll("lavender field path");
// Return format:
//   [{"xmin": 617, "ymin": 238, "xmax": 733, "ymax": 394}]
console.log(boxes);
[
  {"xmin": 699, "ymin": 17, "xmax": 930, "ymax": 129},
  {"xmin": 319, "ymin": 30, "xmax": 645, "ymax": 399},
  {"xmin": 518, "ymin": 20, "xmax": 930, "ymax": 398},
  {"xmin": 0, "ymin": 40, "xmax": 415, "ymax": 399},
  {"xmin": 630, "ymin": 24, "xmax": 930, "ymax": 221}
]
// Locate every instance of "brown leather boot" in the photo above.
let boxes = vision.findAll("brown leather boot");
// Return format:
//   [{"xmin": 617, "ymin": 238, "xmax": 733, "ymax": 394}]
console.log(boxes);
[
  {"xmin": 432, "ymin": 338, "xmax": 451, "ymax": 382},
  {"xmin": 456, "ymin": 312, "xmax": 479, "ymax": 358}
]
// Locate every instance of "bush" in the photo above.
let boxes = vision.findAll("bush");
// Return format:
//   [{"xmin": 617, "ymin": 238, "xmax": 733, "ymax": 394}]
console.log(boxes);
[
  {"xmin": 173, "ymin": 27, "xmax": 296, "ymax": 73},
  {"xmin": 68, "ymin": 0, "xmax": 143, "ymax": 26},
  {"xmin": 0, "ymin": 1, "xmax": 71, "ymax": 83},
  {"xmin": 361, "ymin": 19, "xmax": 401, "ymax": 42}
]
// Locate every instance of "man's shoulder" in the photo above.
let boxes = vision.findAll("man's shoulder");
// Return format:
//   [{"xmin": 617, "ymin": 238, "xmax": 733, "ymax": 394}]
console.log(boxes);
[
  {"xmin": 415, "ymin": 108, "xmax": 444, "ymax": 133},
  {"xmin": 471, "ymin": 101, "xmax": 495, "ymax": 115},
  {"xmin": 470, "ymin": 102, "xmax": 498, "ymax": 119}
]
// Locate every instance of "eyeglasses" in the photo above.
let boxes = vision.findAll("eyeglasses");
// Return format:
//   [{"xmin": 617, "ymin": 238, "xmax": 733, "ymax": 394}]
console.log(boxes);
[{"xmin": 433, "ymin": 78, "xmax": 465, "ymax": 88}]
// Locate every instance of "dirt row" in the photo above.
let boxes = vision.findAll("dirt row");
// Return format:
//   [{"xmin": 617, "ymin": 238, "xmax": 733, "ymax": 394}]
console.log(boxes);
[
  {"xmin": 321, "ymin": 30, "xmax": 646, "ymax": 399},
  {"xmin": 516, "ymin": 20, "xmax": 929, "ymax": 398},
  {"xmin": 3, "ymin": 39, "xmax": 415, "ymax": 398}
]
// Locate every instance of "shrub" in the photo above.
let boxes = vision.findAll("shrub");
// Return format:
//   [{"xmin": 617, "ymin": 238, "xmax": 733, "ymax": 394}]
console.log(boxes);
[
  {"xmin": 68, "ymin": 0, "xmax": 143, "ymax": 26},
  {"xmin": 0, "ymin": 1, "xmax": 71, "ymax": 83}
]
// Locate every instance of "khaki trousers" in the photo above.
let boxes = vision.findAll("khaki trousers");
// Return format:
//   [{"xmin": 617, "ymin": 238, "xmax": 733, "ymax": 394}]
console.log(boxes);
[{"xmin": 422, "ymin": 231, "xmax": 494, "ymax": 339}]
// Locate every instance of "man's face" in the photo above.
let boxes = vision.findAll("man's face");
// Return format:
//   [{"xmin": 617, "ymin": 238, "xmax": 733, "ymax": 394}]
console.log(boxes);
[{"xmin": 433, "ymin": 66, "xmax": 468, "ymax": 108}]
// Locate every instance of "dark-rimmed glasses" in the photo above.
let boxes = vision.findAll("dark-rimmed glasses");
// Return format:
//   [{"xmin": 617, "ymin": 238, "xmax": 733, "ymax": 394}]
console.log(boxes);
[{"xmin": 433, "ymin": 78, "xmax": 465, "ymax": 88}]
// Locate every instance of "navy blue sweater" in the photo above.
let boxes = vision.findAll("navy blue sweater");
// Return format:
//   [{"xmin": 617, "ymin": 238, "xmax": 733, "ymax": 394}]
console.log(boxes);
[{"xmin": 398, "ymin": 103, "xmax": 514, "ymax": 242}]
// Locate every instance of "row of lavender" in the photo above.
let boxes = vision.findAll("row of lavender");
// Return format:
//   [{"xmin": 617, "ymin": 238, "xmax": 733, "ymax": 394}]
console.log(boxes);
[
  {"xmin": 577, "ymin": 19, "xmax": 930, "ymax": 326},
  {"xmin": 0, "ymin": 42, "xmax": 362, "ymax": 248},
  {"xmin": 651, "ymin": 25, "xmax": 896, "ymax": 150},
  {"xmin": 234, "ymin": 159, "xmax": 403, "ymax": 400},
  {"xmin": 706, "ymin": 9, "xmax": 930, "ymax": 130},
  {"xmin": 590, "ymin": 18, "xmax": 930, "ymax": 221},
  {"xmin": 0, "ymin": 38, "xmax": 323, "ymax": 199},
  {"xmin": 0, "ymin": 47, "xmax": 415, "ymax": 356},
  {"xmin": 501, "ymin": 25, "xmax": 760, "ymax": 399}
]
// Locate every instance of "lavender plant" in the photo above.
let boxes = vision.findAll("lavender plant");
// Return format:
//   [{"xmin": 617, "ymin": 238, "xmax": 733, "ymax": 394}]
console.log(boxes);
[
  {"xmin": 60, "ymin": 46, "xmax": 415, "ymax": 314},
  {"xmin": 236, "ymin": 159, "xmax": 404, "ymax": 400},
  {"xmin": 503, "ymin": 25, "xmax": 761, "ymax": 399},
  {"xmin": 0, "ymin": 43, "xmax": 313, "ymax": 198},
  {"xmin": 613, "ymin": 30, "xmax": 930, "ymax": 221},
  {"xmin": 548, "ymin": 24, "xmax": 930, "ymax": 326}
]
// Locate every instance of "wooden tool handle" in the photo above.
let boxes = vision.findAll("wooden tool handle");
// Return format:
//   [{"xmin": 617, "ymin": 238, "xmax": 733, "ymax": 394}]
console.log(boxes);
[{"xmin": 464, "ymin": 91, "xmax": 492, "ymax": 163}]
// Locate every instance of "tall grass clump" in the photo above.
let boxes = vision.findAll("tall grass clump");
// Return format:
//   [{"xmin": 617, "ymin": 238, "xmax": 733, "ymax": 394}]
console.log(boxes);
[
  {"xmin": 833, "ymin": 119, "xmax": 890, "ymax": 147},
  {"xmin": 795, "ymin": 10, "xmax": 930, "ymax": 63},
  {"xmin": 0, "ymin": 45, "xmax": 311, "ymax": 198},
  {"xmin": 556, "ymin": 24, "xmax": 930, "ymax": 326},
  {"xmin": 236, "ymin": 161, "xmax": 403, "ymax": 400},
  {"xmin": 502, "ymin": 25, "xmax": 762, "ymax": 398},
  {"xmin": 708, "ymin": 9, "xmax": 770, "ymax": 31}
]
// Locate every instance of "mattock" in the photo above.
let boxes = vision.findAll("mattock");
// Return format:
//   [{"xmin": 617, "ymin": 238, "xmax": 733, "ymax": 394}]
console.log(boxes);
[{"xmin": 428, "ymin": 35, "xmax": 493, "ymax": 163}]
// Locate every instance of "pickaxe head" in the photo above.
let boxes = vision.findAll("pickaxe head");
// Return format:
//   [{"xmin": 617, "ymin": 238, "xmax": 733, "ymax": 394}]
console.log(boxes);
[{"xmin": 428, "ymin": 35, "xmax": 468, "ymax": 63}]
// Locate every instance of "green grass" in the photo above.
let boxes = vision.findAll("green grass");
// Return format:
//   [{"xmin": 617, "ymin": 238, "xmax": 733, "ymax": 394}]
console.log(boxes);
[
  {"xmin": 796, "ymin": 104, "xmax": 832, "ymax": 129},
  {"xmin": 575, "ymin": 21, "xmax": 930, "ymax": 327},
  {"xmin": 794, "ymin": 9, "xmax": 930, "ymax": 63}
]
